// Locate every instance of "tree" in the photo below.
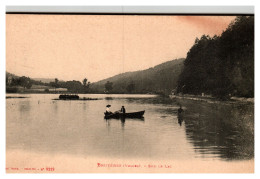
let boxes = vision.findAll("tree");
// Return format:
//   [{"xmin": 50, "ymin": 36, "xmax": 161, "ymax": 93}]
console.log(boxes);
[
  {"xmin": 82, "ymin": 78, "xmax": 91, "ymax": 93},
  {"xmin": 51, "ymin": 78, "xmax": 59, "ymax": 92},
  {"xmin": 6, "ymin": 76, "xmax": 9, "ymax": 86},
  {"xmin": 55, "ymin": 78, "xmax": 59, "ymax": 85},
  {"xmin": 126, "ymin": 81, "xmax": 135, "ymax": 93},
  {"xmin": 19, "ymin": 76, "xmax": 32, "ymax": 89},
  {"xmin": 26, "ymin": 82, "xmax": 32, "ymax": 89},
  {"xmin": 105, "ymin": 81, "xmax": 113, "ymax": 93},
  {"xmin": 83, "ymin": 78, "xmax": 88, "ymax": 87},
  {"xmin": 65, "ymin": 80, "xmax": 83, "ymax": 93}
]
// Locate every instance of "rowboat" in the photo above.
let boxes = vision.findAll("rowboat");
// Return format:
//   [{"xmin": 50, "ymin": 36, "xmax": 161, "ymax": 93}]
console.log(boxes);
[{"xmin": 104, "ymin": 110, "xmax": 145, "ymax": 119}]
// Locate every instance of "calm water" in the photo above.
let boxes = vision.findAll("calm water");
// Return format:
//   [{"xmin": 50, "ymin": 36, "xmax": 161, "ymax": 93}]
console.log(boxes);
[{"xmin": 6, "ymin": 94, "xmax": 254, "ymax": 161}]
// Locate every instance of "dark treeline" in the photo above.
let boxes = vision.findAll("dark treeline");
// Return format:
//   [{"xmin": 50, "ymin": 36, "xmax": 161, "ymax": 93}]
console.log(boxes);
[
  {"xmin": 177, "ymin": 16, "xmax": 254, "ymax": 98},
  {"xmin": 6, "ymin": 74, "xmax": 49, "ymax": 88},
  {"xmin": 6, "ymin": 72, "xmax": 91, "ymax": 93},
  {"xmin": 6, "ymin": 76, "xmax": 33, "ymax": 89},
  {"xmin": 54, "ymin": 78, "xmax": 91, "ymax": 93}
]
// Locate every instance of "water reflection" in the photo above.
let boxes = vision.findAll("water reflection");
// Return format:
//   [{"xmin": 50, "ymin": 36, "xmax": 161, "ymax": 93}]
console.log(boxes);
[
  {"xmin": 121, "ymin": 118, "xmax": 125, "ymax": 128},
  {"xmin": 178, "ymin": 115, "xmax": 184, "ymax": 126},
  {"xmin": 18, "ymin": 100, "xmax": 31, "ymax": 113},
  {"xmin": 177, "ymin": 106, "xmax": 184, "ymax": 126},
  {"xmin": 53, "ymin": 100, "xmax": 58, "ymax": 113},
  {"xmin": 18, "ymin": 100, "xmax": 31, "ymax": 119},
  {"xmin": 82, "ymin": 102, "xmax": 87, "ymax": 111},
  {"xmin": 105, "ymin": 97, "xmax": 114, "ymax": 101},
  {"xmin": 105, "ymin": 117, "xmax": 144, "ymax": 129},
  {"xmin": 6, "ymin": 94, "xmax": 254, "ymax": 161},
  {"xmin": 124, "ymin": 96, "xmax": 254, "ymax": 160},
  {"xmin": 179, "ymin": 100, "xmax": 254, "ymax": 160}
]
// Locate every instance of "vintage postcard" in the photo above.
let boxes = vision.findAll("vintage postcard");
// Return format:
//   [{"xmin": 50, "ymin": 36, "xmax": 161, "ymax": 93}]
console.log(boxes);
[{"xmin": 6, "ymin": 9, "xmax": 254, "ymax": 173}]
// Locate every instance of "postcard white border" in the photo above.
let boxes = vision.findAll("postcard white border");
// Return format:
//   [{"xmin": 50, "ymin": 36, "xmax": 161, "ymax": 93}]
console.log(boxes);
[{"xmin": 1, "ymin": 1, "xmax": 259, "ymax": 179}]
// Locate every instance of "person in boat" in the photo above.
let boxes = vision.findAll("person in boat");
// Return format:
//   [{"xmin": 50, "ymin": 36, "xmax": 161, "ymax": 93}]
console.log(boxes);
[
  {"xmin": 106, "ymin": 105, "xmax": 112, "ymax": 114},
  {"xmin": 121, "ymin": 106, "xmax": 126, "ymax": 114}
]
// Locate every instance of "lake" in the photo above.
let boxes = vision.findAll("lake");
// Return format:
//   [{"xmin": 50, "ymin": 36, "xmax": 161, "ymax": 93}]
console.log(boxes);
[{"xmin": 6, "ymin": 94, "xmax": 254, "ymax": 173}]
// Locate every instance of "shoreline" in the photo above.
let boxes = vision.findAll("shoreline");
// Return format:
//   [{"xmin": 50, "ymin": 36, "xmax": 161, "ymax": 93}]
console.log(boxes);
[
  {"xmin": 6, "ymin": 96, "xmax": 29, "ymax": 99},
  {"xmin": 170, "ymin": 94, "xmax": 254, "ymax": 104},
  {"xmin": 6, "ymin": 93, "xmax": 254, "ymax": 104}
]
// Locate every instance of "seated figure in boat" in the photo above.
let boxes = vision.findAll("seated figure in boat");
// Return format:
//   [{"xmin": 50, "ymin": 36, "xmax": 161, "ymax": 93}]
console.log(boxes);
[
  {"xmin": 105, "ymin": 105, "xmax": 112, "ymax": 114},
  {"xmin": 121, "ymin": 106, "xmax": 126, "ymax": 114}
]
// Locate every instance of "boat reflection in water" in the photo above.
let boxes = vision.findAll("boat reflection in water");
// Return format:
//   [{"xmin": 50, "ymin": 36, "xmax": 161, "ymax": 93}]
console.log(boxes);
[{"xmin": 105, "ymin": 116, "xmax": 145, "ymax": 128}]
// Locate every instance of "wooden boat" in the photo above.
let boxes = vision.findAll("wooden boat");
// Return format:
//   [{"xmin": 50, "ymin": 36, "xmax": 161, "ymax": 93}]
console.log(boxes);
[{"xmin": 104, "ymin": 110, "xmax": 145, "ymax": 119}]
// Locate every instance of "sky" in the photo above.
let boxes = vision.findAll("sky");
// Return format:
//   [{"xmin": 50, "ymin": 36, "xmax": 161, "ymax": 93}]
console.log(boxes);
[{"xmin": 6, "ymin": 15, "xmax": 236, "ymax": 82}]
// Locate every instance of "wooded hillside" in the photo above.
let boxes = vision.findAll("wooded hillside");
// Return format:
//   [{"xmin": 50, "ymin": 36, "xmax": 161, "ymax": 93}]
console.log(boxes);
[
  {"xmin": 177, "ymin": 16, "xmax": 254, "ymax": 98},
  {"xmin": 90, "ymin": 58, "xmax": 184, "ymax": 94}
]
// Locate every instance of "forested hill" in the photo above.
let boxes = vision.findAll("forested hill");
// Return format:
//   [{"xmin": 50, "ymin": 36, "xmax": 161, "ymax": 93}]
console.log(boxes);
[
  {"xmin": 177, "ymin": 16, "xmax": 254, "ymax": 98},
  {"xmin": 90, "ymin": 58, "xmax": 185, "ymax": 94}
]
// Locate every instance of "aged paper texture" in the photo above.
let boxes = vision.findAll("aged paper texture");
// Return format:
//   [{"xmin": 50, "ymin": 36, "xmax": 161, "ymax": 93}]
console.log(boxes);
[{"xmin": 6, "ymin": 14, "xmax": 254, "ymax": 173}]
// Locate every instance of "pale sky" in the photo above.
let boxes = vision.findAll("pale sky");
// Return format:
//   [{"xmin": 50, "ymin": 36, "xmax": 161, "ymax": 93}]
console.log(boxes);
[{"xmin": 6, "ymin": 15, "xmax": 236, "ymax": 82}]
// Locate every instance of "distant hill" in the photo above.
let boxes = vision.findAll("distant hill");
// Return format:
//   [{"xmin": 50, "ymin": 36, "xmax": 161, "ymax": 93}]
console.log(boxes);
[
  {"xmin": 6, "ymin": 72, "xmax": 55, "ymax": 83},
  {"xmin": 6, "ymin": 58, "xmax": 184, "ymax": 94},
  {"xmin": 90, "ymin": 58, "xmax": 185, "ymax": 94}
]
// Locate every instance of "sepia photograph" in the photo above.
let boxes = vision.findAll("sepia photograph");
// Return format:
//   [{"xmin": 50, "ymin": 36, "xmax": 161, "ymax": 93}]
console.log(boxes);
[{"xmin": 5, "ymin": 6, "xmax": 254, "ymax": 173}]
